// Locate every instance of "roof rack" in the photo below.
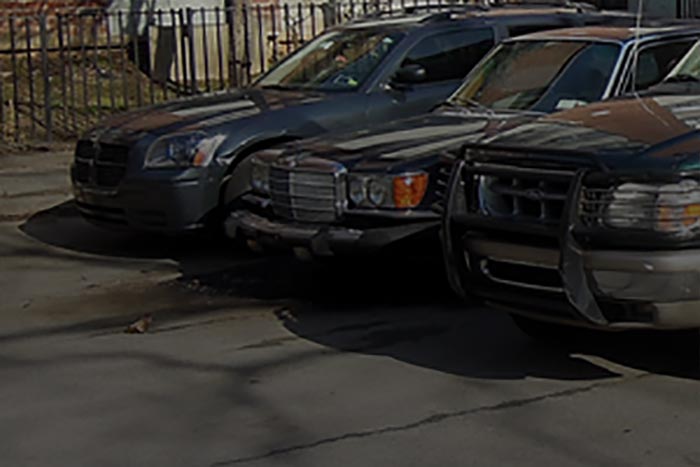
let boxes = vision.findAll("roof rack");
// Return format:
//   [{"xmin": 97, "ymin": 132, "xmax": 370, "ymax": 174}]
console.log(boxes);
[
  {"xmin": 401, "ymin": 0, "xmax": 596, "ymax": 16},
  {"xmin": 482, "ymin": 0, "xmax": 596, "ymax": 9},
  {"xmin": 359, "ymin": 0, "xmax": 598, "ymax": 22}
]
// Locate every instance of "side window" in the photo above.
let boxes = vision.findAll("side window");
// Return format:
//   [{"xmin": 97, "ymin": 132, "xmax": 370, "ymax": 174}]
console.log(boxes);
[
  {"xmin": 629, "ymin": 40, "xmax": 696, "ymax": 91},
  {"xmin": 401, "ymin": 29, "xmax": 495, "ymax": 83}
]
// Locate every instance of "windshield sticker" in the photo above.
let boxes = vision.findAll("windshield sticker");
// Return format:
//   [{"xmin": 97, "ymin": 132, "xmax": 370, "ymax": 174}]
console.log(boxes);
[{"xmin": 555, "ymin": 99, "xmax": 588, "ymax": 110}]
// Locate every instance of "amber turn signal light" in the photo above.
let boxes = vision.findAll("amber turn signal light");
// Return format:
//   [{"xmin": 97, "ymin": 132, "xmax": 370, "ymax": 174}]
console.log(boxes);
[{"xmin": 393, "ymin": 173, "xmax": 428, "ymax": 209}]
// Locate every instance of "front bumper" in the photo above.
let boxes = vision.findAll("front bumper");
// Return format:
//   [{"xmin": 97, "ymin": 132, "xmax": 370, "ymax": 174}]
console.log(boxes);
[
  {"xmin": 463, "ymin": 237, "xmax": 700, "ymax": 330},
  {"xmin": 442, "ymin": 157, "xmax": 700, "ymax": 330},
  {"xmin": 71, "ymin": 165, "xmax": 222, "ymax": 234},
  {"xmin": 226, "ymin": 209, "xmax": 439, "ymax": 256}
]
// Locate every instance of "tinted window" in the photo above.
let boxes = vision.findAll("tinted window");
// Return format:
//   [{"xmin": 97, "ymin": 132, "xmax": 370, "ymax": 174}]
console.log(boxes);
[
  {"xmin": 452, "ymin": 40, "xmax": 621, "ymax": 113},
  {"xmin": 629, "ymin": 40, "xmax": 696, "ymax": 91},
  {"xmin": 258, "ymin": 29, "xmax": 405, "ymax": 91},
  {"xmin": 401, "ymin": 29, "xmax": 495, "ymax": 83}
]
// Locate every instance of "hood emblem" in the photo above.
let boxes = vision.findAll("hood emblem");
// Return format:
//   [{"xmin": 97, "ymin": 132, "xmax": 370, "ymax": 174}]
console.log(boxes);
[{"xmin": 281, "ymin": 155, "xmax": 298, "ymax": 168}]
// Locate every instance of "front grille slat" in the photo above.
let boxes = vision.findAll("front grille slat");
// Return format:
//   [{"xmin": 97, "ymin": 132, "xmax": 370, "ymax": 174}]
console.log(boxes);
[
  {"xmin": 74, "ymin": 140, "xmax": 130, "ymax": 189},
  {"xmin": 269, "ymin": 189, "xmax": 335, "ymax": 201},
  {"xmin": 471, "ymin": 164, "xmax": 573, "ymax": 226},
  {"xmin": 269, "ymin": 163, "xmax": 343, "ymax": 223}
]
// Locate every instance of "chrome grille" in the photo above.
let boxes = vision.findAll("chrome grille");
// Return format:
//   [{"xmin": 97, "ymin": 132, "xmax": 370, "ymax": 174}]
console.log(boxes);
[{"xmin": 269, "ymin": 163, "xmax": 344, "ymax": 223}]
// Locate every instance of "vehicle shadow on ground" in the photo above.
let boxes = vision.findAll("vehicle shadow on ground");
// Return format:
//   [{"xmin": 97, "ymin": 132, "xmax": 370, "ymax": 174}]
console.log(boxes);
[
  {"xmin": 186, "ymin": 252, "xmax": 700, "ymax": 382},
  {"xmin": 18, "ymin": 200, "xmax": 700, "ymax": 383},
  {"xmin": 277, "ymin": 302, "xmax": 700, "ymax": 382},
  {"xmin": 18, "ymin": 200, "xmax": 254, "ymax": 275}
]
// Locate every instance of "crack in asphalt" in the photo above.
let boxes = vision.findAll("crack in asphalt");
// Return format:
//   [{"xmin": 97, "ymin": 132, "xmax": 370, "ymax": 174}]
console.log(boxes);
[{"xmin": 211, "ymin": 373, "xmax": 650, "ymax": 466}]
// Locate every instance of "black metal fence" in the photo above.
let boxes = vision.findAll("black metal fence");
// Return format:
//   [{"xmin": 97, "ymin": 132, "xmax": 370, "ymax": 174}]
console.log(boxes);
[{"xmin": 0, "ymin": 0, "xmax": 630, "ymax": 144}]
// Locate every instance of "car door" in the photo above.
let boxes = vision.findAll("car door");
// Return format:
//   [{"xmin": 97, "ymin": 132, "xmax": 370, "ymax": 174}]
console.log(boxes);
[{"xmin": 365, "ymin": 27, "xmax": 496, "ymax": 124}]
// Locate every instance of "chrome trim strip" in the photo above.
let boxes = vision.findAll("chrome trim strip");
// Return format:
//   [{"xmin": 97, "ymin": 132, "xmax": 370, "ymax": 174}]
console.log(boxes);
[
  {"xmin": 466, "ymin": 237, "xmax": 560, "ymax": 268},
  {"xmin": 268, "ymin": 189, "xmax": 335, "ymax": 201},
  {"xmin": 479, "ymin": 258, "xmax": 564, "ymax": 294},
  {"xmin": 472, "ymin": 161, "xmax": 576, "ymax": 177}
]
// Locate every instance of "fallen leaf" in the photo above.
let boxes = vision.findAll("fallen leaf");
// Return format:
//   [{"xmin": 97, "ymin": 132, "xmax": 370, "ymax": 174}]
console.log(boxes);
[{"xmin": 125, "ymin": 314, "xmax": 153, "ymax": 334}]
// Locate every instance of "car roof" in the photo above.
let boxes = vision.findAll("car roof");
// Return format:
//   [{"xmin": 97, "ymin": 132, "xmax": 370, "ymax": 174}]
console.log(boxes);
[
  {"xmin": 516, "ymin": 25, "xmax": 700, "ymax": 43},
  {"xmin": 340, "ymin": 4, "xmax": 621, "ymax": 30}
]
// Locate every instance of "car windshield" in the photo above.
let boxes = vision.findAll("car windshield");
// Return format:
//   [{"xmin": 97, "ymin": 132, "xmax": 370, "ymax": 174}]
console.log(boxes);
[
  {"xmin": 450, "ymin": 40, "xmax": 621, "ymax": 113},
  {"xmin": 257, "ymin": 28, "xmax": 405, "ymax": 91}
]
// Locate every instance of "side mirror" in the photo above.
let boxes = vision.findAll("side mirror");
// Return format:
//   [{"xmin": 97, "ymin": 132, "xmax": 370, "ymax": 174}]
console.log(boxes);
[{"xmin": 390, "ymin": 64, "xmax": 427, "ymax": 89}]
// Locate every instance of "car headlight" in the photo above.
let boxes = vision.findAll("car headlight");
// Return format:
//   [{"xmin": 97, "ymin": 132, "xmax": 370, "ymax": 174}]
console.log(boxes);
[
  {"xmin": 347, "ymin": 172, "xmax": 428, "ymax": 209},
  {"xmin": 368, "ymin": 179, "xmax": 389, "ymax": 206},
  {"xmin": 581, "ymin": 179, "xmax": 700, "ymax": 238},
  {"xmin": 250, "ymin": 156, "xmax": 271, "ymax": 194},
  {"xmin": 144, "ymin": 132, "xmax": 225, "ymax": 169},
  {"xmin": 348, "ymin": 176, "xmax": 366, "ymax": 206}
]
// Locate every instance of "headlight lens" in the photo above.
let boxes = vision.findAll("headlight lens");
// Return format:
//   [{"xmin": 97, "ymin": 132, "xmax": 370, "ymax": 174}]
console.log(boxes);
[
  {"xmin": 144, "ymin": 132, "xmax": 225, "ymax": 169},
  {"xmin": 582, "ymin": 179, "xmax": 700, "ymax": 237},
  {"xmin": 348, "ymin": 177, "xmax": 366, "ymax": 206},
  {"xmin": 347, "ymin": 172, "xmax": 428, "ymax": 209},
  {"xmin": 368, "ymin": 179, "xmax": 389, "ymax": 206},
  {"xmin": 250, "ymin": 157, "xmax": 271, "ymax": 194}
]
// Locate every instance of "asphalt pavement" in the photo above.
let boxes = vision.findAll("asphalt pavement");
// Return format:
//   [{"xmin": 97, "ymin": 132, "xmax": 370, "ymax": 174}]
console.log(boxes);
[{"xmin": 1, "ymin": 150, "xmax": 700, "ymax": 467}]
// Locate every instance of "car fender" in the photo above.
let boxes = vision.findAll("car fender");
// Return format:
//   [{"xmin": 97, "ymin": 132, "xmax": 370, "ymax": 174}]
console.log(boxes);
[{"xmin": 218, "ymin": 134, "xmax": 302, "ymax": 207}]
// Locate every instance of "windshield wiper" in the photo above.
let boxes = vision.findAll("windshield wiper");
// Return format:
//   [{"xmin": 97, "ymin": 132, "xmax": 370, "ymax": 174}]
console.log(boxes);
[
  {"xmin": 435, "ymin": 100, "xmax": 468, "ymax": 112},
  {"xmin": 452, "ymin": 98, "xmax": 497, "ymax": 116},
  {"xmin": 663, "ymin": 73, "xmax": 700, "ymax": 83},
  {"xmin": 260, "ymin": 84, "xmax": 302, "ymax": 90}
]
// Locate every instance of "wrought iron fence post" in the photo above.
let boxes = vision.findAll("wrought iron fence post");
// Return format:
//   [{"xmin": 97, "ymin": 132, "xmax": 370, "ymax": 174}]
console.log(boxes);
[
  {"xmin": 178, "ymin": 9, "xmax": 189, "ymax": 92},
  {"xmin": 57, "ymin": 14, "xmax": 69, "ymax": 134},
  {"xmin": 25, "ymin": 17, "xmax": 37, "ymax": 140},
  {"xmin": 106, "ymin": 12, "xmax": 117, "ymax": 112},
  {"xmin": 92, "ymin": 13, "xmax": 103, "ymax": 119},
  {"xmin": 215, "ymin": 6, "xmax": 225, "ymax": 90},
  {"xmin": 118, "ymin": 10, "xmax": 129, "ymax": 111},
  {"xmin": 0, "ymin": 58, "xmax": 4, "ymax": 142},
  {"xmin": 226, "ymin": 4, "xmax": 239, "ymax": 88},
  {"xmin": 201, "ymin": 7, "xmax": 211, "ymax": 92},
  {"xmin": 39, "ymin": 14, "xmax": 52, "ymax": 142},
  {"xmin": 243, "ymin": 2, "xmax": 252, "ymax": 84},
  {"xmin": 9, "ymin": 15, "xmax": 20, "ymax": 142},
  {"xmin": 186, "ymin": 7, "xmax": 197, "ymax": 93}
]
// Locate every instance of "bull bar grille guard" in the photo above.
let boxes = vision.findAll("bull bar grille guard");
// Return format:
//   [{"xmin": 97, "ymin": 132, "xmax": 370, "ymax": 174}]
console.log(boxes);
[{"xmin": 441, "ymin": 146, "xmax": 611, "ymax": 326}]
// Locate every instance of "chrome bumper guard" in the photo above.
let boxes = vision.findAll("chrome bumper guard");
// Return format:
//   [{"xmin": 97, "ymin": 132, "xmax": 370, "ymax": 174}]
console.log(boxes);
[{"xmin": 443, "ymin": 158, "xmax": 700, "ymax": 329}]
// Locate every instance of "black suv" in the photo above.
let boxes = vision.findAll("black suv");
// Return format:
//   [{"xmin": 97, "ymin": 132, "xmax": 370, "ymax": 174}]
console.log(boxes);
[
  {"xmin": 226, "ymin": 25, "xmax": 700, "ymax": 258},
  {"xmin": 441, "ymin": 41, "xmax": 700, "ymax": 334},
  {"xmin": 71, "ymin": 2, "xmax": 629, "ymax": 233}
]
